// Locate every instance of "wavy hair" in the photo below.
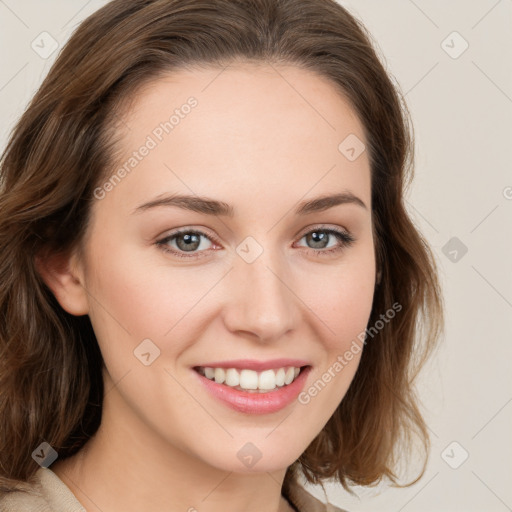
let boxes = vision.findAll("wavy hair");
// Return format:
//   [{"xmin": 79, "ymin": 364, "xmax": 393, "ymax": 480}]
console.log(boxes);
[{"xmin": 0, "ymin": 0, "xmax": 443, "ymax": 496}]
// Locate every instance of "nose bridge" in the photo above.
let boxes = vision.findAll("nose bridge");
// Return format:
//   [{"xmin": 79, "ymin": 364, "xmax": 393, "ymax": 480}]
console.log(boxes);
[{"xmin": 223, "ymin": 242, "xmax": 298, "ymax": 341}]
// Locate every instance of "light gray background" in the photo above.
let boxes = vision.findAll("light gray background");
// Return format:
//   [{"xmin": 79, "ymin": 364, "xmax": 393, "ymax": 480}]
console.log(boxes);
[{"xmin": 1, "ymin": 1, "xmax": 511, "ymax": 511}]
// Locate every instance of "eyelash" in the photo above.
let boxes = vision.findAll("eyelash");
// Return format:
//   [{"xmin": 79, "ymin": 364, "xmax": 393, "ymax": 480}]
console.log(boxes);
[{"xmin": 155, "ymin": 226, "xmax": 355, "ymax": 260}]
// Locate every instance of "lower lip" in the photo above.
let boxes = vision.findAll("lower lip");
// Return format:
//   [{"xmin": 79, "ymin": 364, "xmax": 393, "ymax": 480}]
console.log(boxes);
[{"xmin": 193, "ymin": 366, "xmax": 312, "ymax": 414}]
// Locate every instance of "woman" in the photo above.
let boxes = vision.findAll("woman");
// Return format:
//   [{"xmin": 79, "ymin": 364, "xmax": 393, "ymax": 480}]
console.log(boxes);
[{"xmin": 0, "ymin": 0, "xmax": 443, "ymax": 511}]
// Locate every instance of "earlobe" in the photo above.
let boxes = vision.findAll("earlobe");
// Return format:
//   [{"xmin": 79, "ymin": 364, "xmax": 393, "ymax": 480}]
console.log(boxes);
[{"xmin": 34, "ymin": 247, "xmax": 89, "ymax": 316}]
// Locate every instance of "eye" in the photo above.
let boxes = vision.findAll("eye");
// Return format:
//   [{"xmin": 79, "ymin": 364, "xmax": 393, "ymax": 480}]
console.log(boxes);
[
  {"xmin": 155, "ymin": 225, "xmax": 355, "ymax": 259},
  {"xmin": 156, "ymin": 229, "xmax": 218, "ymax": 259},
  {"xmin": 295, "ymin": 226, "xmax": 355, "ymax": 257}
]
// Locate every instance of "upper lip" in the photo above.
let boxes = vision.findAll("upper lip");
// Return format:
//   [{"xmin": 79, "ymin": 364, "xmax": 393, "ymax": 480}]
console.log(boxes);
[{"xmin": 193, "ymin": 359, "xmax": 311, "ymax": 372}]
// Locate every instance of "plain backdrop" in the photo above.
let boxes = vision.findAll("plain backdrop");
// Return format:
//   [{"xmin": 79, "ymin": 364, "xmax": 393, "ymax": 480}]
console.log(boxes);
[{"xmin": 1, "ymin": 1, "xmax": 511, "ymax": 511}]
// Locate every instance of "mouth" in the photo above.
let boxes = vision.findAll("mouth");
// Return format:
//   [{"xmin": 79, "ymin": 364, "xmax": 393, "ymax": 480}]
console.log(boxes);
[
  {"xmin": 193, "ymin": 364, "xmax": 309, "ymax": 393},
  {"xmin": 191, "ymin": 364, "xmax": 312, "ymax": 414}
]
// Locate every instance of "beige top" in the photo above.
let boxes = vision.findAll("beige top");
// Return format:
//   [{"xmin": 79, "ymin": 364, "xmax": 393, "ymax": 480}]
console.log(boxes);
[{"xmin": 0, "ymin": 467, "xmax": 348, "ymax": 512}]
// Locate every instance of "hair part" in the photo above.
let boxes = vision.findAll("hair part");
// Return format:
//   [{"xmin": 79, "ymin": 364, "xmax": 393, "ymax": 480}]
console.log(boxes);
[{"xmin": 0, "ymin": 0, "xmax": 443, "ymax": 495}]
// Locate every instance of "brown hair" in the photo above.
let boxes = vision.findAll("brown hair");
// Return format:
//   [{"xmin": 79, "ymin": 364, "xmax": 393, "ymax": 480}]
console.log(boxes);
[{"xmin": 0, "ymin": 0, "xmax": 443, "ymax": 497}]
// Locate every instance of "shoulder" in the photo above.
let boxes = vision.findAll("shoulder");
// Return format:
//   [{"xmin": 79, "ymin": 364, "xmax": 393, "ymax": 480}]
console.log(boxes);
[
  {"xmin": 0, "ymin": 471, "xmax": 50, "ymax": 512},
  {"xmin": 0, "ymin": 467, "xmax": 86, "ymax": 512},
  {"xmin": 0, "ymin": 488, "xmax": 50, "ymax": 512},
  {"xmin": 285, "ymin": 477, "xmax": 349, "ymax": 512}
]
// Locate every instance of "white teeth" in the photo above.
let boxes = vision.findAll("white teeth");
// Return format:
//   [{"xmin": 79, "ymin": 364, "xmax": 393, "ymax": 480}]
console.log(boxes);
[
  {"xmin": 225, "ymin": 368, "xmax": 240, "ymax": 387},
  {"xmin": 199, "ymin": 365, "xmax": 304, "ymax": 391},
  {"xmin": 239, "ymin": 369, "xmax": 259, "ymax": 390},
  {"xmin": 275, "ymin": 368, "xmax": 285, "ymax": 387},
  {"xmin": 214, "ymin": 367, "xmax": 225, "ymax": 384},
  {"xmin": 258, "ymin": 369, "xmax": 277, "ymax": 390},
  {"xmin": 284, "ymin": 367, "xmax": 295, "ymax": 385}
]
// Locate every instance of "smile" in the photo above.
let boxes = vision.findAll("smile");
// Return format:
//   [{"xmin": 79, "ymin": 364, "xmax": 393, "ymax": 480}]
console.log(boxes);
[
  {"xmin": 192, "ymin": 365, "xmax": 312, "ymax": 414},
  {"xmin": 195, "ymin": 365, "xmax": 303, "ymax": 392}
]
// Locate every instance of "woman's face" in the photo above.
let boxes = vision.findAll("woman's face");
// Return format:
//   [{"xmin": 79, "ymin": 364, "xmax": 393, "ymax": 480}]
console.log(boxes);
[{"xmin": 69, "ymin": 62, "xmax": 375, "ymax": 473}]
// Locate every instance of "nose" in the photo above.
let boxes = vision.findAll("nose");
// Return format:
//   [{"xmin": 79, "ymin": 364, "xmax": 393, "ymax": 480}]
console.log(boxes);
[{"xmin": 221, "ymin": 249, "xmax": 300, "ymax": 343}]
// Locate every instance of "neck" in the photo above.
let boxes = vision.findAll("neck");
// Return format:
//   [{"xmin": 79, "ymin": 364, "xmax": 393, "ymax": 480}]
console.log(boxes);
[{"xmin": 51, "ymin": 384, "xmax": 295, "ymax": 512}]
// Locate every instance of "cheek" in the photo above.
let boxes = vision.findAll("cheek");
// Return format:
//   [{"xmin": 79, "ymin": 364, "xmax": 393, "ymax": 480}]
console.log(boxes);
[
  {"xmin": 295, "ymin": 264, "xmax": 374, "ymax": 426},
  {"xmin": 83, "ymin": 236, "xmax": 225, "ymax": 367},
  {"xmin": 84, "ymin": 235, "xmax": 178, "ymax": 329},
  {"xmin": 331, "ymin": 275, "xmax": 374, "ymax": 343},
  {"xmin": 300, "ymin": 252, "xmax": 376, "ymax": 348}
]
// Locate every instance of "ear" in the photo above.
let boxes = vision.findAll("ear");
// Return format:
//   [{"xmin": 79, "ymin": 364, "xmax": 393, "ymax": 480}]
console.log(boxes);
[{"xmin": 34, "ymin": 246, "xmax": 89, "ymax": 316}]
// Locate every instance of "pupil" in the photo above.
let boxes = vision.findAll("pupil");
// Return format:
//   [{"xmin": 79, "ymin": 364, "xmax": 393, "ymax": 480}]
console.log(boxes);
[
  {"xmin": 177, "ymin": 233, "xmax": 200, "ymax": 251},
  {"xmin": 308, "ymin": 231, "xmax": 327, "ymax": 248}
]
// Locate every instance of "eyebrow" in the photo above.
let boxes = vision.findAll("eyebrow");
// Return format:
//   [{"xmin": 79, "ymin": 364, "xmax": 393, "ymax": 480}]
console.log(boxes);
[{"xmin": 132, "ymin": 191, "xmax": 367, "ymax": 216}]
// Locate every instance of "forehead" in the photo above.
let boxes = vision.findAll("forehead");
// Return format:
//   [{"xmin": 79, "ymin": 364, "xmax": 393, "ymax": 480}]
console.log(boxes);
[{"xmin": 104, "ymin": 62, "xmax": 371, "ymax": 214}]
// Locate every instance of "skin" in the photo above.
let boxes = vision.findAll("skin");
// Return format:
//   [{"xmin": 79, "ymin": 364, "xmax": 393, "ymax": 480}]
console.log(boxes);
[{"xmin": 39, "ymin": 61, "xmax": 375, "ymax": 512}]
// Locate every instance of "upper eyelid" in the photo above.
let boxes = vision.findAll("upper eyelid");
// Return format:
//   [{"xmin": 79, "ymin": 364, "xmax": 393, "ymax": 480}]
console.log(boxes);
[
  {"xmin": 295, "ymin": 223, "xmax": 350, "ymax": 237},
  {"xmin": 159, "ymin": 227, "xmax": 220, "ymax": 246}
]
